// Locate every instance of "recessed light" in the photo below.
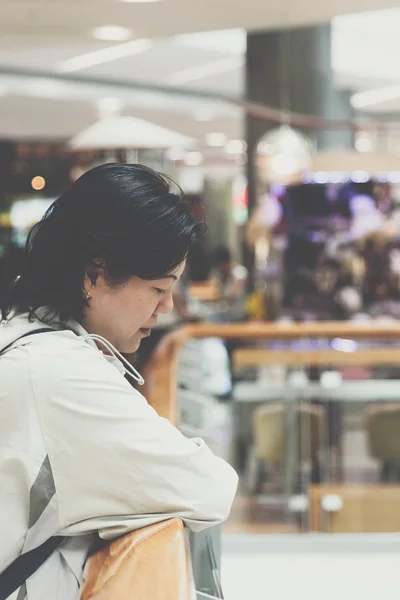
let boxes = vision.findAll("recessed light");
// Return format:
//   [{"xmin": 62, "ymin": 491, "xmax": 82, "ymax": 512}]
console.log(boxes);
[
  {"xmin": 193, "ymin": 108, "xmax": 216, "ymax": 122},
  {"xmin": 97, "ymin": 97, "xmax": 123, "ymax": 117},
  {"xmin": 185, "ymin": 152, "xmax": 203, "ymax": 166},
  {"xmin": 225, "ymin": 139, "xmax": 247, "ymax": 154},
  {"xmin": 166, "ymin": 147, "xmax": 186, "ymax": 162},
  {"xmin": 91, "ymin": 26, "xmax": 134, "ymax": 41},
  {"xmin": 206, "ymin": 133, "xmax": 226, "ymax": 147},
  {"xmin": 31, "ymin": 176, "xmax": 46, "ymax": 191}
]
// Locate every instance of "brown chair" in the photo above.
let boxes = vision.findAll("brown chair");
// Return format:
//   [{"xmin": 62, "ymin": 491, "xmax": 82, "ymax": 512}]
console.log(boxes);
[
  {"xmin": 81, "ymin": 518, "xmax": 195, "ymax": 600},
  {"xmin": 365, "ymin": 404, "xmax": 400, "ymax": 482},
  {"xmin": 249, "ymin": 402, "xmax": 324, "ymax": 493}
]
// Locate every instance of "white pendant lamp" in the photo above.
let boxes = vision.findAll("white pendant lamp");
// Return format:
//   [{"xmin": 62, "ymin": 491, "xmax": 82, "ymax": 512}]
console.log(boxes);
[
  {"xmin": 69, "ymin": 116, "xmax": 195, "ymax": 150},
  {"xmin": 257, "ymin": 125, "xmax": 314, "ymax": 184}
]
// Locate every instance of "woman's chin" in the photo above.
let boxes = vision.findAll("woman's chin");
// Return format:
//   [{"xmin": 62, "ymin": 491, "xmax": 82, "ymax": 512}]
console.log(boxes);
[
  {"xmin": 119, "ymin": 336, "xmax": 141, "ymax": 355},
  {"xmin": 119, "ymin": 328, "xmax": 152, "ymax": 354},
  {"xmin": 129, "ymin": 341, "xmax": 142, "ymax": 354}
]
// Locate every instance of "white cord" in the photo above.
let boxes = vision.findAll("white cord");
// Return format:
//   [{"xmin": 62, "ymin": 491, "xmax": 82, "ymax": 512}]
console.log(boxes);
[{"xmin": 83, "ymin": 333, "xmax": 145, "ymax": 386}]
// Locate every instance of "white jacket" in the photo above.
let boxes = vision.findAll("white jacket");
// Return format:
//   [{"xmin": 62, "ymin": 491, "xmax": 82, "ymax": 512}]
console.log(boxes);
[{"xmin": 0, "ymin": 310, "xmax": 238, "ymax": 599}]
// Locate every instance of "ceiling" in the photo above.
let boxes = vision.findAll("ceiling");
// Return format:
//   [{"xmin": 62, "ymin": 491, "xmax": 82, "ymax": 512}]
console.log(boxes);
[
  {"xmin": 0, "ymin": 1, "xmax": 399, "ymax": 143},
  {"xmin": 2, "ymin": 0, "xmax": 398, "ymax": 41}
]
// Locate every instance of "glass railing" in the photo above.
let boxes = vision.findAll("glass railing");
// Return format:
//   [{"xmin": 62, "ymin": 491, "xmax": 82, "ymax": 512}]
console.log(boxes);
[{"xmin": 143, "ymin": 321, "xmax": 400, "ymax": 535}]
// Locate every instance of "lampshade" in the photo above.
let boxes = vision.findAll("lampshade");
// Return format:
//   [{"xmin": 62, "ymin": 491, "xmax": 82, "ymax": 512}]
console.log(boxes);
[
  {"xmin": 69, "ymin": 116, "xmax": 195, "ymax": 150},
  {"xmin": 257, "ymin": 125, "xmax": 313, "ymax": 183},
  {"xmin": 257, "ymin": 125, "xmax": 314, "ymax": 184}
]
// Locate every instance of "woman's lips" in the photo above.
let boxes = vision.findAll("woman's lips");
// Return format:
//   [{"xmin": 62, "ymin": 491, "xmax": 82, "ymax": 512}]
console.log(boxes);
[{"xmin": 139, "ymin": 328, "xmax": 151, "ymax": 336}]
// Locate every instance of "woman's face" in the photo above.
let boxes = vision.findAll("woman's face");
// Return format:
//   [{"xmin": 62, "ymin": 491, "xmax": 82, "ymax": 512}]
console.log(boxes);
[{"xmin": 82, "ymin": 259, "xmax": 186, "ymax": 353}]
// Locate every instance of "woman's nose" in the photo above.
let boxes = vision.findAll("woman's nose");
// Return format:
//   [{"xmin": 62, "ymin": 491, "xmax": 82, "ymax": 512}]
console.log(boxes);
[{"xmin": 159, "ymin": 291, "xmax": 174, "ymax": 315}]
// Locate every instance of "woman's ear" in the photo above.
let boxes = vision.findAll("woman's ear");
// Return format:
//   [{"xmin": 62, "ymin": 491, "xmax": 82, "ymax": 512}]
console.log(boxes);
[
  {"xmin": 84, "ymin": 259, "xmax": 106, "ymax": 294},
  {"xmin": 86, "ymin": 267, "xmax": 99, "ymax": 286}
]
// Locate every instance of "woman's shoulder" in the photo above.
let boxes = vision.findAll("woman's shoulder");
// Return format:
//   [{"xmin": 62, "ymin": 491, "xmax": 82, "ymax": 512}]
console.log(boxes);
[
  {"xmin": 28, "ymin": 330, "xmax": 149, "ymax": 425},
  {"xmin": 0, "ymin": 330, "xmax": 98, "ymax": 406},
  {"xmin": 1, "ymin": 321, "xmax": 145, "ymax": 411},
  {"xmin": 27, "ymin": 329, "xmax": 119, "ymax": 373},
  {"xmin": 20, "ymin": 328, "xmax": 96, "ymax": 363},
  {"xmin": 28, "ymin": 329, "xmax": 142, "ymax": 399},
  {"xmin": 0, "ymin": 328, "xmax": 99, "ymax": 381}
]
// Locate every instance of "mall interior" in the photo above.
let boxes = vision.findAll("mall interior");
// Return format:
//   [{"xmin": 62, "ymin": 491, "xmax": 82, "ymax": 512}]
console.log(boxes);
[{"xmin": 2, "ymin": 1, "xmax": 400, "ymax": 599}]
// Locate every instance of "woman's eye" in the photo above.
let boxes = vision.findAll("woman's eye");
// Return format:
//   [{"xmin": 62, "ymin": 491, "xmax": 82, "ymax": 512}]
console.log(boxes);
[{"xmin": 155, "ymin": 288, "xmax": 166, "ymax": 296}]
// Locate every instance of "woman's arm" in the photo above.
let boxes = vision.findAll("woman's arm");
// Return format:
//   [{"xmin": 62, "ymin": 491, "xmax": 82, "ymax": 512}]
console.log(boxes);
[{"xmin": 31, "ymin": 337, "xmax": 238, "ymax": 539}]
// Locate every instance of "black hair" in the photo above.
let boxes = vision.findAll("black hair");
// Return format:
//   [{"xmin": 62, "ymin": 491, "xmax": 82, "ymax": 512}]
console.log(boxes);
[{"xmin": 1, "ymin": 163, "xmax": 205, "ymax": 322}]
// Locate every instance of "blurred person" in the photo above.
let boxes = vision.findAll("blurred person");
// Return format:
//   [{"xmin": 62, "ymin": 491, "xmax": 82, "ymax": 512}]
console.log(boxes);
[
  {"xmin": 374, "ymin": 182, "xmax": 394, "ymax": 217},
  {"xmin": 360, "ymin": 233, "xmax": 393, "ymax": 307},
  {"xmin": 350, "ymin": 193, "xmax": 384, "ymax": 241},
  {"xmin": 211, "ymin": 245, "xmax": 248, "ymax": 322},
  {"xmin": 365, "ymin": 239, "xmax": 400, "ymax": 319},
  {"xmin": 0, "ymin": 164, "xmax": 238, "ymax": 599}
]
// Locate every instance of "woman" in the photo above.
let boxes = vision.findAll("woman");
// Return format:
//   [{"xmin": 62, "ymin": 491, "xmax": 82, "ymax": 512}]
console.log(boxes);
[{"xmin": 0, "ymin": 164, "xmax": 238, "ymax": 599}]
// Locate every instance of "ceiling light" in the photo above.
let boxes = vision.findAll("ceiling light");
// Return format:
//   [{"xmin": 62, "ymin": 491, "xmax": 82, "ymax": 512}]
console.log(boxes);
[
  {"xmin": 31, "ymin": 176, "xmax": 46, "ymax": 191},
  {"xmin": 258, "ymin": 126, "xmax": 312, "ymax": 158},
  {"xmin": 225, "ymin": 139, "xmax": 247, "ymax": 154},
  {"xmin": 97, "ymin": 97, "xmax": 123, "ymax": 117},
  {"xmin": 351, "ymin": 171, "xmax": 370, "ymax": 183},
  {"xmin": 91, "ymin": 26, "xmax": 134, "ymax": 41},
  {"xmin": 185, "ymin": 152, "xmax": 203, "ymax": 166},
  {"xmin": 257, "ymin": 125, "xmax": 314, "ymax": 183},
  {"xmin": 206, "ymin": 133, "xmax": 226, "ymax": 147},
  {"xmin": 388, "ymin": 172, "xmax": 400, "ymax": 183},
  {"xmin": 355, "ymin": 133, "xmax": 373, "ymax": 153},
  {"xmin": 269, "ymin": 155, "xmax": 300, "ymax": 178},
  {"xmin": 120, "ymin": 0, "xmax": 163, "ymax": 2},
  {"xmin": 313, "ymin": 172, "xmax": 329, "ymax": 184},
  {"xmin": 57, "ymin": 39, "xmax": 153, "ymax": 72},
  {"xmin": 166, "ymin": 147, "xmax": 186, "ymax": 161},
  {"xmin": 194, "ymin": 108, "xmax": 216, "ymax": 122},
  {"xmin": 330, "ymin": 171, "xmax": 345, "ymax": 183}
]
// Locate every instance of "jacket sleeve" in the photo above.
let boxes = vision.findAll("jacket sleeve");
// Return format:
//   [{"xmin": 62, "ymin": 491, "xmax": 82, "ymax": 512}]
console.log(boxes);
[{"xmin": 30, "ymin": 338, "xmax": 238, "ymax": 538}]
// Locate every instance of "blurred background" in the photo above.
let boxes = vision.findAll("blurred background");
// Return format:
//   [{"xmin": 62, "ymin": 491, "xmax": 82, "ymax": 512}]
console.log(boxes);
[{"xmin": 3, "ymin": 2, "xmax": 400, "ymax": 598}]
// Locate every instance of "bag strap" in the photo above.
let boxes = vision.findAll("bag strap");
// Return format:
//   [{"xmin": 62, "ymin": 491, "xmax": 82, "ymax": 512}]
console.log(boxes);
[
  {"xmin": 0, "ymin": 537, "xmax": 64, "ymax": 600},
  {"xmin": 0, "ymin": 327, "xmax": 55, "ymax": 356},
  {"xmin": 0, "ymin": 327, "xmax": 63, "ymax": 600}
]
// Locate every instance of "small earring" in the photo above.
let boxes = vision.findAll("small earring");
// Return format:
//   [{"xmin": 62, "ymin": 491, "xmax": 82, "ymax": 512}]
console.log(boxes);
[{"xmin": 84, "ymin": 290, "xmax": 91, "ymax": 301}]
